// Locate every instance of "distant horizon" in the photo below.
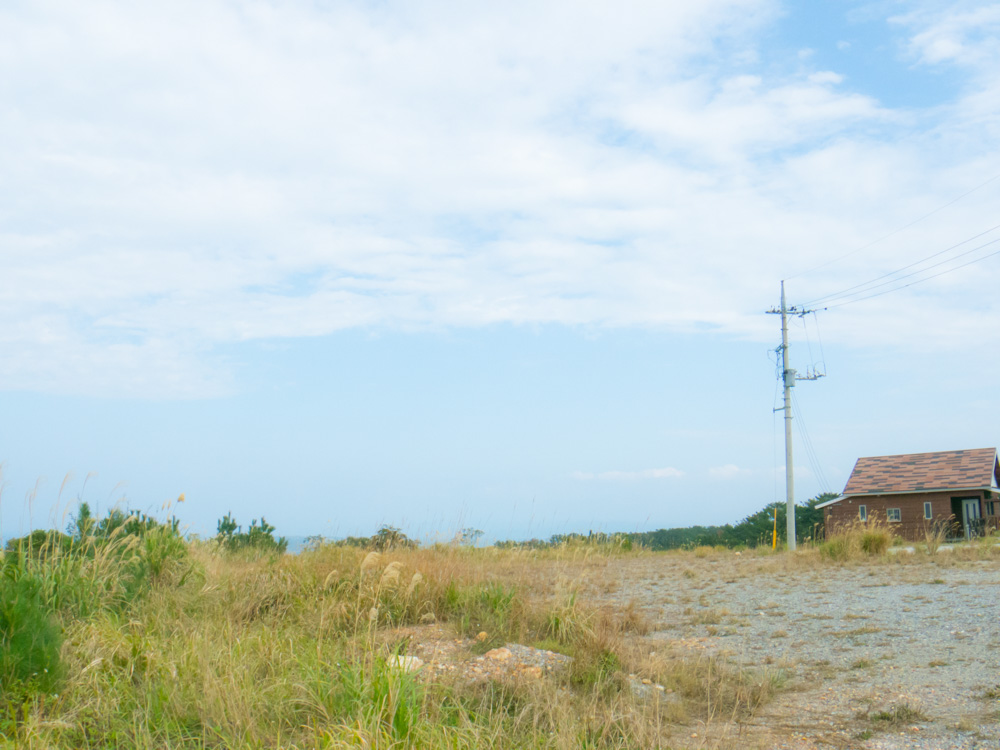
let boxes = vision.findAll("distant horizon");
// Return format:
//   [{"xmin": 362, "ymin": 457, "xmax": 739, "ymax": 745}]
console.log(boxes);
[{"xmin": 0, "ymin": 487, "xmax": 837, "ymax": 552}]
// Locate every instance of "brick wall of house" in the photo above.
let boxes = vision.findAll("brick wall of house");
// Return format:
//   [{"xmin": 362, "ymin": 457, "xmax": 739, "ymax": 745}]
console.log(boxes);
[{"xmin": 823, "ymin": 491, "xmax": 998, "ymax": 540}]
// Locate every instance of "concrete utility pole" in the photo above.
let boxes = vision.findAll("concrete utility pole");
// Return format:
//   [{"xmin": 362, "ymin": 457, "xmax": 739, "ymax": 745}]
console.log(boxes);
[{"xmin": 766, "ymin": 281, "xmax": 823, "ymax": 550}]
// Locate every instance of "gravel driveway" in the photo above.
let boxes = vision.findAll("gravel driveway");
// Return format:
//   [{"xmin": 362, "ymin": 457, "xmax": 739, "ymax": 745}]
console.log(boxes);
[{"xmin": 594, "ymin": 552, "xmax": 1000, "ymax": 749}]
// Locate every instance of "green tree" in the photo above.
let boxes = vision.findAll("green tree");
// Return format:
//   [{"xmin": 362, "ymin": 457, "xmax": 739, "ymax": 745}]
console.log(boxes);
[
  {"xmin": 370, "ymin": 525, "xmax": 415, "ymax": 551},
  {"xmin": 215, "ymin": 513, "xmax": 288, "ymax": 554}
]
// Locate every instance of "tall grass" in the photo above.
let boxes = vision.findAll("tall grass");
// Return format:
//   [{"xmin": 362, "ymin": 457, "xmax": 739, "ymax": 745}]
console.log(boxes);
[
  {"xmin": 2, "ymin": 537, "xmax": 785, "ymax": 749},
  {"xmin": 0, "ymin": 509, "xmax": 188, "ymax": 721},
  {"xmin": 819, "ymin": 519, "xmax": 892, "ymax": 561}
]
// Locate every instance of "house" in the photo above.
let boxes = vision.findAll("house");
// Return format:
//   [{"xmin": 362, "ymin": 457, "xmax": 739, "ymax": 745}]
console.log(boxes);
[{"xmin": 818, "ymin": 448, "xmax": 1000, "ymax": 540}]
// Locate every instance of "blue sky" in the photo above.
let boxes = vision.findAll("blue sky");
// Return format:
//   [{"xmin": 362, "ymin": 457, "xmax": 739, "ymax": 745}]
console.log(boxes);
[{"xmin": 2, "ymin": 0, "xmax": 1000, "ymax": 542}]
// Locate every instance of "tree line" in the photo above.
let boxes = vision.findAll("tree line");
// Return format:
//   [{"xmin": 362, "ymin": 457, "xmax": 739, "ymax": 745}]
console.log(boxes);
[{"xmin": 495, "ymin": 493, "xmax": 836, "ymax": 551}]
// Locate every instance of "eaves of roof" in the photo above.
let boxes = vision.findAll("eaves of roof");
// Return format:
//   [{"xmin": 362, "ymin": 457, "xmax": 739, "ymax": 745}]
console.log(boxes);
[
  {"xmin": 818, "ymin": 486, "xmax": 998, "ymax": 509},
  {"xmin": 815, "ymin": 495, "xmax": 844, "ymax": 509}
]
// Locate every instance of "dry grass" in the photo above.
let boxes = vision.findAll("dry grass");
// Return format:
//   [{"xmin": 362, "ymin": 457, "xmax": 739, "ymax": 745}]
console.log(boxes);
[
  {"xmin": 817, "ymin": 519, "xmax": 893, "ymax": 561},
  {"xmin": 1, "ymin": 540, "xmax": 790, "ymax": 749}
]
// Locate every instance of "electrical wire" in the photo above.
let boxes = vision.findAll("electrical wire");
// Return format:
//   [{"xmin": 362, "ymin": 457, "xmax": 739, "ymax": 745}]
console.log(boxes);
[
  {"xmin": 772, "ymin": 363, "xmax": 780, "ymax": 506},
  {"xmin": 799, "ymin": 315, "xmax": 816, "ymax": 372},
  {"xmin": 786, "ymin": 171, "xmax": 1000, "ymax": 281},
  {"xmin": 825, "ymin": 239, "xmax": 1000, "ymax": 309},
  {"xmin": 792, "ymin": 389, "xmax": 830, "ymax": 493},
  {"xmin": 803, "ymin": 222, "xmax": 1000, "ymax": 307},
  {"xmin": 812, "ymin": 312, "xmax": 827, "ymax": 376}
]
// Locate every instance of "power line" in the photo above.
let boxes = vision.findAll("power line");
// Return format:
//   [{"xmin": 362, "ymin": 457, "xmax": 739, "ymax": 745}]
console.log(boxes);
[
  {"xmin": 803, "ymin": 222, "xmax": 1000, "ymax": 306},
  {"xmin": 792, "ymin": 389, "xmax": 830, "ymax": 493},
  {"xmin": 825, "ymin": 238, "xmax": 1000, "ymax": 309},
  {"xmin": 786, "ymin": 170, "xmax": 1000, "ymax": 281},
  {"xmin": 811, "ymin": 312, "xmax": 827, "ymax": 376},
  {"xmin": 799, "ymin": 315, "xmax": 816, "ymax": 371}
]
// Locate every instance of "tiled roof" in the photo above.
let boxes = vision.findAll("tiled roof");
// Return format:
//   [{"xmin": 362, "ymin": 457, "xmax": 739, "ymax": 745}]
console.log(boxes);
[{"xmin": 844, "ymin": 448, "xmax": 998, "ymax": 495}]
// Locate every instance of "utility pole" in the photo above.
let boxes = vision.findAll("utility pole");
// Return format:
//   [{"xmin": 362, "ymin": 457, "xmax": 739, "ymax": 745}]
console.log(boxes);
[{"xmin": 766, "ymin": 281, "xmax": 823, "ymax": 550}]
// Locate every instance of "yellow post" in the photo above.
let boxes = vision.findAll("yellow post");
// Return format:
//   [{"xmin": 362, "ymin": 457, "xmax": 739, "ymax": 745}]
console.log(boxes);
[{"xmin": 772, "ymin": 510, "xmax": 778, "ymax": 550}]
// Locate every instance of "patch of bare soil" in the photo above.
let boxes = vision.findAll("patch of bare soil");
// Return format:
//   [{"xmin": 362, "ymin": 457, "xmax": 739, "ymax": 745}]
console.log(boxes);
[{"xmin": 596, "ymin": 552, "xmax": 1000, "ymax": 749}]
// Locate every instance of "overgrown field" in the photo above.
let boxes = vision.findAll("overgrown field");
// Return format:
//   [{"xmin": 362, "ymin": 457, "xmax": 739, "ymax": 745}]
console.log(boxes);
[{"xmin": 2, "ymin": 512, "xmax": 998, "ymax": 749}]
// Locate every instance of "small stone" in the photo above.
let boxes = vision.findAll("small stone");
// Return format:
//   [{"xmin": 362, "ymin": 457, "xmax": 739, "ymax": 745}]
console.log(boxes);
[
  {"xmin": 641, "ymin": 678, "xmax": 652, "ymax": 685},
  {"xmin": 389, "ymin": 655, "xmax": 424, "ymax": 672},
  {"xmin": 485, "ymin": 647, "xmax": 512, "ymax": 661}
]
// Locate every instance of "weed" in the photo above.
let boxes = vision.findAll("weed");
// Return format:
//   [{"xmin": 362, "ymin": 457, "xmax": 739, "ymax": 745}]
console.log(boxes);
[
  {"xmin": 864, "ymin": 702, "xmax": 927, "ymax": 725},
  {"xmin": 690, "ymin": 608, "xmax": 722, "ymax": 625},
  {"xmin": 839, "ymin": 625, "xmax": 882, "ymax": 637}
]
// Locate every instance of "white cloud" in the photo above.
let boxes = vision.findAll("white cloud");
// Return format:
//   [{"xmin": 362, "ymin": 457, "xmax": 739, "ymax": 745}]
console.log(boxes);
[
  {"xmin": 573, "ymin": 468, "xmax": 684, "ymax": 481},
  {"xmin": 896, "ymin": 5, "xmax": 1000, "ymax": 67},
  {"xmin": 709, "ymin": 464, "xmax": 746, "ymax": 479},
  {"xmin": 1, "ymin": 0, "xmax": 999, "ymax": 396},
  {"xmin": 807, "ymin": 71, "xmax": 843, "ymax": 85}
]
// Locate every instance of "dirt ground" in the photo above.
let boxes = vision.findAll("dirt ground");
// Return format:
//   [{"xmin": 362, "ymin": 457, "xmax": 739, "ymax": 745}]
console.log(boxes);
[
  {"xmin": 390, "ymin": 548, "xmax": 999, "ymax": 748},
  {"xmin": 587, "ymin": 550, "xmax": 1000, "ymax": 749}
]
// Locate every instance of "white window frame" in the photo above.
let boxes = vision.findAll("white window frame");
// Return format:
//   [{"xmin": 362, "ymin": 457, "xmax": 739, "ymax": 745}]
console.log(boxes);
[
  {"xmin": 923, "ymin": 501, "xmax": 932, "ymax": 520},
  {"xmin": 858, "ymin": 505, "xmax": 867, "ymax": 522},
  {"xmin": 887, "ymin": 508, "xmax": 901, "ymax": 523}
]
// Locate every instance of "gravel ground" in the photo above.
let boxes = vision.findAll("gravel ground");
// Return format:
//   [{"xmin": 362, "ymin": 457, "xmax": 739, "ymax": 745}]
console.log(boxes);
[{"xmin": 600, "ymin": 553, "xmax": 1000, "ymax": 749}]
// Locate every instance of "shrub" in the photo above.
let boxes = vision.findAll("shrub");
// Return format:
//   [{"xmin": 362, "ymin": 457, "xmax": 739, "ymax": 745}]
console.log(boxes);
[
  {"xmin": 0, "ymin": 573, "xmax": 63, "ymax": 697},
  {"xmin": 3, "ymin": 504, "xmax": 188, "ymax": 621},
  {"xmin": 3, "ymin": 530, "xmax": 75, "ymax": 569},
  {"xmin": 370, "ymin": 525, "xmax": 416, "ymax": 552},
  {"xmin": 819, "ymin": 536, "xmax": 851, "ymax": 561},
  {"xmin": 860, "ymin": 528, "xmax": 890, "ymax": 555},
  {"xmin": 136, "ymin": 524, "xmax": 190, "ymax": 584}
]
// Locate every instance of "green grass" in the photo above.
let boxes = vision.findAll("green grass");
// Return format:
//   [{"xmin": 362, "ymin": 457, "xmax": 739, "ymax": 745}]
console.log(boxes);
[{"xmin": 0, "ymin": 526, "xmax": 785, "ymax": 749}]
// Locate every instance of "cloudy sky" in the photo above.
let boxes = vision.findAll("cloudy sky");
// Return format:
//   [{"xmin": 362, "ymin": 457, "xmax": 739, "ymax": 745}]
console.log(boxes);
[{"xmin": 2, "ymin": 0, "xmax": 999, "ymax": 542}]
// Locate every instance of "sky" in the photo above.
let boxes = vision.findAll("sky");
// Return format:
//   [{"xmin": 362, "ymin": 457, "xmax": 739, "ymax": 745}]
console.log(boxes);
[{"xmin": 2, "ymin": 0, "xmax": 1000, "ymax": 543}]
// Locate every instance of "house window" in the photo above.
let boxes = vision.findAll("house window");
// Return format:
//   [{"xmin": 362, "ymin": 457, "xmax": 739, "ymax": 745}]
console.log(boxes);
[
  {"xmin": 858, "ymin": 505, "xmax": 867, "ymax": 521},
  {"xmin": 887, "ymin": 508, "xmax": 901, "ymax": 522},
  {"xmin": 988, "ymin": 501, "xmax": 997, "ymax": 516},
  {"xmin": 924, "ymin": 502, "xmax": 932, "ymax": 520}
]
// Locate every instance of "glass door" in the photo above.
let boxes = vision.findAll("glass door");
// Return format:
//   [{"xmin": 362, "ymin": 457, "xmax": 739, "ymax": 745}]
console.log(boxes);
[{"xmin": 961, "ymin": 498, "xmax": 981, "ymax": 540}]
